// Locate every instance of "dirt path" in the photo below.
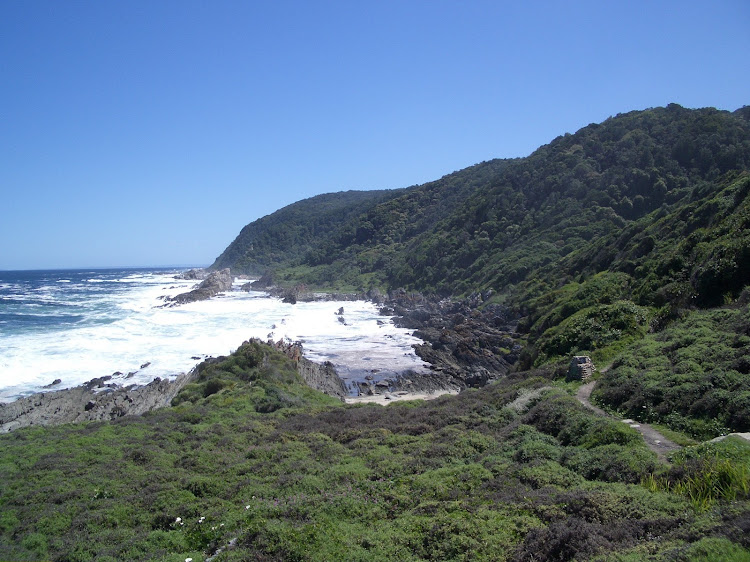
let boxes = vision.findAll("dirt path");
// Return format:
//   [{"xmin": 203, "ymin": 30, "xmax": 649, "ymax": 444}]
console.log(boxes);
[{"xmin": 576, "ymin": 381, "xmax": 681, "ymax": 463}]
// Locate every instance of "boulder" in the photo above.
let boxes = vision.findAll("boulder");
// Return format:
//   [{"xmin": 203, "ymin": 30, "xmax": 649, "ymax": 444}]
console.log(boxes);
[{"xmin": 167, "ymin": 268, "xmax": 233, "ymax": 305}]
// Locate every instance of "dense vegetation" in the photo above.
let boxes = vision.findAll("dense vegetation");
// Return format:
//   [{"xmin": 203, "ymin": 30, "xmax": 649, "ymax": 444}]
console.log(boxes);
[
  {"xmin": 213, "ymin": 104, "xmax": 750, "ymax": 439},
  {"xmin": 213, "ymin": 105, "xmax": 750, "ymax": 305},
  {"xmin": 594, "ymin": 306, "xmax": 750, "ymax": 440},
  {"xmin": 211, "ymin": 190, "xmax": 400, "ymax": 275},
  {"xmin": 2, "ymin": 341, "xmax": 749, "ymax": 561}
]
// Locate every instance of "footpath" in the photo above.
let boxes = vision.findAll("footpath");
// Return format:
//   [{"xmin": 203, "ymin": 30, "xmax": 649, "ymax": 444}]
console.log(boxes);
[{"xmin": 575, "ymin": 380, "xmax": 681, "ymax": 463}]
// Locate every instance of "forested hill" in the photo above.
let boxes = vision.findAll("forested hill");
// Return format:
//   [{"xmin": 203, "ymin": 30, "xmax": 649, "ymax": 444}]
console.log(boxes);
[
  {"xmin": 210, "ymin": 189, "xmax": 399, "ymax": 274},
  {"xmin": 210, "ymin": 158, "xmax": 514, "ymax": 276},
  {"xmin": 213, "ymin": 104, "xmax": 750, "ymax": 308}
]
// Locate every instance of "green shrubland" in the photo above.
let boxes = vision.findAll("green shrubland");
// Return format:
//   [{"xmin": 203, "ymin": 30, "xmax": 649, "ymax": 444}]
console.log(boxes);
[{"xmin": 1, "ymin": 342, "xmax": 749, "ymax": 560}]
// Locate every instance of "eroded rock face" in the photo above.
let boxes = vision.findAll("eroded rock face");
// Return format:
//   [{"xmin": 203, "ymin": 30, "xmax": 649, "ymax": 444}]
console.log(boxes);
[
  {"xmin": 167, "ymin": 268, "xmax": 233, "ymax": 305},
  {"xmin": 0, "ymin": 371, "xmax": 198, "ymax": 433},
  {"xmin": 271, "ymin": 340, "xmax": 347, "ymax": 399},
  {"xmin": 382, "ymin": 291, "xmax": 521, "ymax": 390}
]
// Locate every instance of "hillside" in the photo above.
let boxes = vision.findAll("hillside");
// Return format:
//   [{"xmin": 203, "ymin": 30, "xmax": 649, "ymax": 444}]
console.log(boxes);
[
  {"xmin": 213, "ymin": 104, "xmax": 750, "ymax": 440},
  {"xmin": 213, "ymin": 105, "xmax": 750, "ymax": 304},
  {"xmin": 210, "ymin": 189, "xmax": 399, "ymax": 275}
]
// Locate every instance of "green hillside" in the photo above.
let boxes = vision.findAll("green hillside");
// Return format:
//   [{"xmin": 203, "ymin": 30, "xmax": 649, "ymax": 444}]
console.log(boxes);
[
  {"xmin": 213, "ymin": 104, "xmax": 750, "ymax": 439},
  {"xmin": 210, "ymin": 189, "xmax": 400, "ymax": 275},
  {"xmin": 214, "ymin": 105, "xmax": 750, "ymax": 307}
]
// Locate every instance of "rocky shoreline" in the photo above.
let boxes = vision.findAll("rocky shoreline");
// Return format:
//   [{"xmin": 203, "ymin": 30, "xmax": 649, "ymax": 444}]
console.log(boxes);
[
  {"xmin": 1, "ymin": 267, "xmax": 523, "ymax": 432},
  {"xmin": 0, "ymin": 338, "xmax": 350, "ymax": 432},
  {"xmin": 383, "ymin": 289, "xmax": 522, "ymax": 390},
  {"xmin": 243, "ymin": 272, "xmax": 524, "ymax": 396},
  {"xmin": 0, "ymin": 371, "xmax": 198, "ymax": 433}
]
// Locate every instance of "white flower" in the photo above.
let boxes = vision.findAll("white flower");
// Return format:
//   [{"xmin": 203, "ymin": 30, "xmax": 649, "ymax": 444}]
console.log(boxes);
[
  {"xmin": 245, "ymin": 505, "xmax": 251, "ymax": 510},
  {"xmin": 198, "ymin": 516, "xmax": 205, "ymax": 523},
  {"xmin": 175, "ymin": 517, "xmax": 182, "ymax": 523},
  {"xmin": 186, "ymin": 558, "xmax": 193, "ymax": 562}
]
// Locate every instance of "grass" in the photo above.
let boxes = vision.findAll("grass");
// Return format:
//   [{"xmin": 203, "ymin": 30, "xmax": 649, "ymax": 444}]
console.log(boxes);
[
  {"xmin": 642, "ymin": 437, "xmax": 750, "ymax": 511},
  {"xmin": 650, "ymin": 423, "xmax": 699, "ymax": 447}
]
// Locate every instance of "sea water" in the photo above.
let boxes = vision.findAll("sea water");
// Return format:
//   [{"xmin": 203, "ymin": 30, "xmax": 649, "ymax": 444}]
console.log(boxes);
[{"xmin": 0, "ymin": 268, "xmax": 428, "ymax": 401}]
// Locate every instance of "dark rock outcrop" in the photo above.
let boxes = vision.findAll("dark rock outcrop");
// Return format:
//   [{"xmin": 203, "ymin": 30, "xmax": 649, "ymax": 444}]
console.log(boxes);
[
  {"xmin": 271, "ymin": 340, "xmax": 347, "ymax": 399},
  {"xmin": 167, "ymin": 268, "xmax": 234, "ymax": 305},
  {"xmin": 174, "ymin": 268, "xmax": 212, "ymax": 280},
  {"xmin": 250, "ymin": 270, "xmax": 275, "ymax": 289},
  {"xmin": 382, "ymin": 290, "xmax": 521, "ymax": 390}
]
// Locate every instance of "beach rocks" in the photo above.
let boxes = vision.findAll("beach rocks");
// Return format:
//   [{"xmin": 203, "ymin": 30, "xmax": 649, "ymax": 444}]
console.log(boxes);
[{"xmin": 167, "ymin": 268, "xmax": 233, "ymax": 305}]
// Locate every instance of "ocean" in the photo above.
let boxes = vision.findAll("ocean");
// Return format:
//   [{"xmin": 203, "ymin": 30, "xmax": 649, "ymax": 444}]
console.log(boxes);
[{"xmin": 0, "ymin": 268, "xmax": 428, "ymax": 402}]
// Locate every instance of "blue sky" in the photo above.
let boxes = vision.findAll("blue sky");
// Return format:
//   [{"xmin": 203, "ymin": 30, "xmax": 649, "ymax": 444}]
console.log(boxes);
[{"xmin": 1, "ymin": 1, "xmax": 749, "ymax": 270}]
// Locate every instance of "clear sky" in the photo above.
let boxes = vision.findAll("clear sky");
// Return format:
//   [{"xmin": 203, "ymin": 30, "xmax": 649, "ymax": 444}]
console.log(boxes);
[{"xmin": 1, "ymin": 0, "xmax": 748, "ymax": 270}]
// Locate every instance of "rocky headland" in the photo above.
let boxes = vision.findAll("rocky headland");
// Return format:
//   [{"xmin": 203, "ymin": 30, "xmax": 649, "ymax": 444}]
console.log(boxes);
[
  {"xmin": 0, "ymin": 338, "xmax": 350, "ymax": 433},
  {"xmin": 0, "ymin": 372, "xmax": 198, "ymax": 433}
]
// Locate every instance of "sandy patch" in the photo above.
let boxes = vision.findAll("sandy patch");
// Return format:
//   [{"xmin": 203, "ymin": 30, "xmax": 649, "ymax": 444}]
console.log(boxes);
[{"xmin": 344, "ymin": 389, "xmax": 459, "ymax": 406}]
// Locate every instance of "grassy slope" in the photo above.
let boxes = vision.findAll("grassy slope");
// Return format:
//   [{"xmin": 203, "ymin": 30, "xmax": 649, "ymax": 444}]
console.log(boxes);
[{"xmin": 1, "ymin": 341, "xmax": 749, "ymax": 561}]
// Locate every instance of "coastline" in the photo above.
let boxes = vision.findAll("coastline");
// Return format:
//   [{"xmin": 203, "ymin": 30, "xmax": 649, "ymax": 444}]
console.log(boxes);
[
  {"xmin": 0, "ymin": 268, "xmax": 432, "ymax": 403},
  {"xmin": 0, "ymin": 269, "xmax": 522, "ymax": 432},
  {"xmin": 0, "ymin": 369, "xmax": 198, "ymax": 433}
]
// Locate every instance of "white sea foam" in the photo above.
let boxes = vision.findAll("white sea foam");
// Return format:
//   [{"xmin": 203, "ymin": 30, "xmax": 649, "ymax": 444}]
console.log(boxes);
[{"xmin": 0, "ymin": 272, "xmax": 428, "ymax": 401}]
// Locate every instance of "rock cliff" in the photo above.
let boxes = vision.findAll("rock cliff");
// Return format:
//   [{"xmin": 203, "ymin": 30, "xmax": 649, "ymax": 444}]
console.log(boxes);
[{"xmin": 271, "ymin": 340, "xmax": 347, "ymax": 399}]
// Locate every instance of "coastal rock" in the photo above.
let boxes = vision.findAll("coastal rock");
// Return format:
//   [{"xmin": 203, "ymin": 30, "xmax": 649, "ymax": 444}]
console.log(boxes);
[
  {"xmin": 174, "ymin": 268, "xmax": 211, "ymax": 280},
  {"xmin": 282, "ymin": 289, "xmax": 298, "ymax": 304},
  {"xmin": 167, "ymin": 268, "xmax": 233, "ymax": 305},
  {"xmin": 0, "ymin": 370, "xmax": 199, "ymax": 433},
  {"xmin": 271, "ymin": 340, "xmax": 347, "ymax": 399},
  {"xmin": 249, "ymin": 270, "xmax": 275, "ymax": 290},
  {"xmin": 381, "ymin": 291, "xmax": 519, "ymax": 391}
]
